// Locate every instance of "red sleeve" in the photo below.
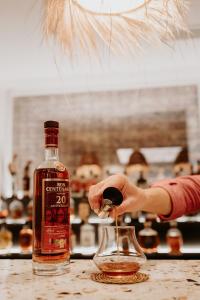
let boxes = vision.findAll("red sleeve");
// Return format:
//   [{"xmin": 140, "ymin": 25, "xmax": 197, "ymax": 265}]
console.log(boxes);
[{"xmin": 151, "ymin": 175, "xmax": 200, "ymax": 221}]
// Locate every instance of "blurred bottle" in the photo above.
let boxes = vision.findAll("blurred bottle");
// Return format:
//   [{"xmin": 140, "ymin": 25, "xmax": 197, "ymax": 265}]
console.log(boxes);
[
  {"xmin": 21, "ymin": 161, "xmax": 32, "ymax": 216},
  {"xmin": 0, "ymin": 224, "xmax": 13, "ymax": 249},
  {"xmin": 9, "ymin": 197, "xmax": 24, "ymax": 219},
  {"xmin": 7, "ymin": 154, "xmax": 24, "ymax": 219},
  {"xmin": 0, "ymin": 197, "xmax": 8, "ymax": 219},
  {"xmin": 19, "ymin": 226, "xmax": 33, "ymax": 252},
  {"xmin": 27, "ymin": 199, "xmax": 33, "ymax": 221},
  {"xmin": 138, "ymin": 221, "xmax": 159, "ymax": 254},
  {"xmin": 166, "ymin": 221, "xmax": 183, "ymax": 256},
  {"xmin": 80, "ymin": 223, "xmax": 95, "ymax": 247},
  {"xmin": 78, "ymin": 193, "xmax": 91, "ymax": 224},
  {"xmin": 70, "ymin": 227, "xmax": 76, "ymax": 252}
]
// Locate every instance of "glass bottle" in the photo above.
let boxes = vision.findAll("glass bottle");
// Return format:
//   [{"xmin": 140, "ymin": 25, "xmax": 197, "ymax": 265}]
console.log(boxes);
[
  {"xmin": 19, "ymin": 226, "xmax": 33, "ymax": 252},
  {"xmin": 27, "ymin": 199, "xmax": 33, "ymax": 221},
  {"xmin": 0, "ymin": 224, "xmax": 13, "ymax": 249},
  {"xmin": 94, "ymin": 226, "xmax": 146, "ymax": 276},
  {"xmin": 21, "ymin": 161, "xmax": 32, "ymax": 216},
  {"xmin": 80, "ymin": 223, "xmax": 95, "ymax": 247},
  {"xmin": 33, "ymin": 121, "xmax": 70, "ymax": 276},
  {"xmin": 166, "ymin": 221, "xmax": 183, "ymax": 255},
  {"xmin": 78, "ymin": 193, "xmax": 91, "ymax": 223},
  {"xmin": 138, "ymin": 221, "xmax": 159, "ymax": 254},
  {"xmin": 70, "ymin": 227, "xmax": 76, "ymax": 252},
  {"xmin": 9, "ymin": 197, "xmax": 24, "ymax": 219},
  {"xmin": 0, "ymin": 197, "xmax": 8, "ymax": 219},
  {"xmin": 7, "ymin": 154, "xmax": 24, "ymax": 219}
]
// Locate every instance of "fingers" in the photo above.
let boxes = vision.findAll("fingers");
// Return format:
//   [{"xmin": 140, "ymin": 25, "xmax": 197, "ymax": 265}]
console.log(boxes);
[
  {"xmin": 88, "ymin": 181, "xmax": 105, "ymax": 210},
  {"xmin": 88, "ymin": 174, "xmax": 127, "ymax": 212}
]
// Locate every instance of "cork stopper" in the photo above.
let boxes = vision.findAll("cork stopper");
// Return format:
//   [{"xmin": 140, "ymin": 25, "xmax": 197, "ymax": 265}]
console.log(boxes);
[
  {"xmin": 44, "ymin": 120, "xmax": 59, "ymax": 147},
  {"xmin": 44, "ymin": 120, "xmax": 59, "ymax": 128}
]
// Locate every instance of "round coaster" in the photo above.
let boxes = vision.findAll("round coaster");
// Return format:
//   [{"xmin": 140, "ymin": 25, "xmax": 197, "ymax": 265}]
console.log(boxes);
[{"xmin": 91, "ymin": 272, "xmax": 149, "ymax": 284}]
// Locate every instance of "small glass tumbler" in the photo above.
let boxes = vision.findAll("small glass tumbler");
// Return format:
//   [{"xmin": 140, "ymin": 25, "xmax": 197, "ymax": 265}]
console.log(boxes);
[{"xmin": 93, "ymin": 225, "xmax": 146, "ymax": 277}]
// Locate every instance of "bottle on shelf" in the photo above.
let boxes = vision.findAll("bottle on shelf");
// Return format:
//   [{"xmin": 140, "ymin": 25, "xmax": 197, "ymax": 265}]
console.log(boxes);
[
  {"xmin": 0, "ymin": 224, "xmax": 13, "ymax": 249},
  {"xmin": 19, "ymin": 225, "xmax": 33, "ymax": 253},
  {"xmin": 138, "ymin": 221, "xmax": 160, "ymax": 254},
  {"xmin": 80, "ymin": 222, "xmax": 95, "ymax": 248},
  {"xmin": 33, "ymin": 120, "xmax": 70, "ymax": 276},
  {"xmin": 78, "ymin": 193, "xmax": 91, "ymax": 224},
  {"xmin": 21, "ymin": 161, "xmax": 32, "ymax": 215},
  {"xmin": 70, "ymin": 227, "xmax": 76, "ymax": 252},
  {"xmin": 166, "ymin": 221, "xmax": 183, "ymax": 256},
  {"xmin": 7, "ymin": 154, "xmax": 24, "ymax": 220},
  {"xmin": 9, "ymin": 197, "xmax": 24, "ymax": 219},
  {"xmin": 0, "ymin": 197, "xmax": 8, "ymax": 220},
  {"xmin": 27, "ymin": 199, "xmax": 33, "ymax": 222}
]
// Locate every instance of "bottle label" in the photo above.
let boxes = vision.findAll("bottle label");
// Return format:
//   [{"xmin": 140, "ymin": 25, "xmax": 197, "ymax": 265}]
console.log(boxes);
[{"xmin": 41, "ymin": 179, "xmax": 69, "ymax": 254}]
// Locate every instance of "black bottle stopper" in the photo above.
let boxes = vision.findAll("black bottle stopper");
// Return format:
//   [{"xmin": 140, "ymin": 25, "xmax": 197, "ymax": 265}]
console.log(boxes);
[{"xmin": 98, "ymin": 187, "xmax": 123, "ymax": 218}]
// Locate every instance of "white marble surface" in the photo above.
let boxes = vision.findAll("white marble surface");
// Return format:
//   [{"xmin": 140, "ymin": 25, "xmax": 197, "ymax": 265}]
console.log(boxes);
[{"xmin": 0, "ymin": 260, "xmax": 200, "ymax": 300}]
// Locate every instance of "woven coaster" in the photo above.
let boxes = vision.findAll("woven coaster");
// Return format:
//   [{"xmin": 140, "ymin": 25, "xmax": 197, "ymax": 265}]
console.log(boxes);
[{"xmin": 91, "ymin": 272, "xmax": 149, "ymax": 284}]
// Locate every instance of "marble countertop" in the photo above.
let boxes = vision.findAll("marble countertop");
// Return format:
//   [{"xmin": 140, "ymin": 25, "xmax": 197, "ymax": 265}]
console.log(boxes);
[{"xmin": 0, "ymin": 259, "xmax": 200, "ymax": 300}]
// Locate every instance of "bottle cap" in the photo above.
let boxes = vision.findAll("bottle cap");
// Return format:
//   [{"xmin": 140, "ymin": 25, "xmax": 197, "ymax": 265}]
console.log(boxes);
[
  {"xmin": 44, "ymin": 121, "xmax": 59, "ymax": 128},
  {"xmin": 103, "ymin": 187, "xmax": 123, "ymax": 206}
]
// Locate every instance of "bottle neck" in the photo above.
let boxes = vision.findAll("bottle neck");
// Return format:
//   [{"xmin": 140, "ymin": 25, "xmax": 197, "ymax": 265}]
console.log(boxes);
[{"xmin": 45, "ymin": 147, "xmax": 59, "ymax": 161}]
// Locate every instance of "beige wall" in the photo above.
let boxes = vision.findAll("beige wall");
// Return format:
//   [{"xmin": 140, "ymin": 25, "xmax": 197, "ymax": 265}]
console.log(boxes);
[{"xmin": 13, "ymin": 85, "xmax": 199, "ymax": 190}]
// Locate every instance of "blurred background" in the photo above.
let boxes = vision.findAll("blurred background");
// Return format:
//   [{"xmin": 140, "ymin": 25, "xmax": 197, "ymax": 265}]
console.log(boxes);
[{"xmin": 0, "ymin": 0, "xmax": 200, "ymax": 258}]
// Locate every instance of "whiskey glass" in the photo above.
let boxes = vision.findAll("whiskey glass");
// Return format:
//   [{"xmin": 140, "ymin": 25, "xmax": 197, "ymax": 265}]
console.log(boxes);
[{"xmin": 93, "ymin": 226, "xmax": 146, "ymax": 276}]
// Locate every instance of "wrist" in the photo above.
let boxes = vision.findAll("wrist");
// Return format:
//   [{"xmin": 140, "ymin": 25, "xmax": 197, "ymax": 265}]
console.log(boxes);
[{"xmin": 142, "ymin": 187, "xmax": 172, "ymax": 215}]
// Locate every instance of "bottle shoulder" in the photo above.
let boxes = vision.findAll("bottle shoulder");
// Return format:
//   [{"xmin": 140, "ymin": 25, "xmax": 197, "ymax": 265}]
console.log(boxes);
[{"xmin": 34, "ymin": 161, "xmax": 69, "ymax": 179}]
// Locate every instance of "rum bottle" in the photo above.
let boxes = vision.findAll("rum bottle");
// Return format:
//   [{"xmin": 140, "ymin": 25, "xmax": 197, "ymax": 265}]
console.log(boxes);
[
  {"xmin": 166, "ymin": 221, "xmax": 183, "ymax": 255},
  {"xmin": 138, "ymin": 221, "xmax": 159, "ymax": 254},
  {"xmin": 33, "ymin": 121, "xmax": 70, "ymax": 275}
]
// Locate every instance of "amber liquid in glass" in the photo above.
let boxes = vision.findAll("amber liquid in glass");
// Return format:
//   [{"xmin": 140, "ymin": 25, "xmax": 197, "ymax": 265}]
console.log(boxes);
[
  {"xmin": 99, "ymin": 210, "xmax": 140, "ymax": 276},
  {"xmin": 98, "ymin": 261, "xmax": 140, "ymax": 276},
  {"xmin": 33, "ymin": 168, "xmax": 70, "ymax": 264}
]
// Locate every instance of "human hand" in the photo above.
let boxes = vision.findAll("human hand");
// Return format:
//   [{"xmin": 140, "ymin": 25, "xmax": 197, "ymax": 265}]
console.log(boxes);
[{"xmin": 88, "ymin": 174, "xmax": 147, "ymax": 217}]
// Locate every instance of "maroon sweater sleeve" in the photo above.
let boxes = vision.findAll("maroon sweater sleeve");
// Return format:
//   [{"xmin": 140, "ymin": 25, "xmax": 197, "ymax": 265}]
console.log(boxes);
[{"xmin": 151, "ymin": 175, "xmax": 200, "ymax": 221}]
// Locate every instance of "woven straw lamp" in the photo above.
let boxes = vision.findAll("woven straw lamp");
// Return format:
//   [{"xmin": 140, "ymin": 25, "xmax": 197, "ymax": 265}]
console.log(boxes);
[
  {"xmin": 173, "ymin": 147, "xmax": 191, "ymax": 175},
  {"xmin": 76, "ymin": 152, "xmax": 102, "ymax": 178},
  {"xmin": 44, "ymin": 0, "xmax": 189, "ymax": 56},
  {"xmin": 126, "ymin": 149, "xmax": 149, "ymax": 175}
]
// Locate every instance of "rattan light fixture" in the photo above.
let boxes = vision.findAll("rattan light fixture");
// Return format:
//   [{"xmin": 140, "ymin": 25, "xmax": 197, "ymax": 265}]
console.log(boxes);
[{"xmin": 44, "ymin": 0, "xmax": 189, "ymax": 56}]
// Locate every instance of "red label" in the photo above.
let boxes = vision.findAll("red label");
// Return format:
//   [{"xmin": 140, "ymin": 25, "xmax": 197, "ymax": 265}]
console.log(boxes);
[{"xmin": 41, "ymin": 179, "xmax": 69, "ymax": 254}]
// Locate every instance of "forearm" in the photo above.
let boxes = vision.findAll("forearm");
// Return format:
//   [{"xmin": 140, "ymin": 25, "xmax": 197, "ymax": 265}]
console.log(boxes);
[
  {"xmin": 142, "ymin": 187, "xmax": 172, "ymax": 216},
  {"xmin": 149, "ymin": 175, "xmax": 200, "ymax": 220}
]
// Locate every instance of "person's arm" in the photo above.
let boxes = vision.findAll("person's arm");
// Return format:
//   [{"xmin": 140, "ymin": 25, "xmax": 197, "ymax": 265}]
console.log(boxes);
[
  {"xmin": 88, "ymin": 174, "xmax": 200, "ymax": 220},
  {"xmin": 151, "ymin": 175, "xmax": 200, "ymax": 220}
]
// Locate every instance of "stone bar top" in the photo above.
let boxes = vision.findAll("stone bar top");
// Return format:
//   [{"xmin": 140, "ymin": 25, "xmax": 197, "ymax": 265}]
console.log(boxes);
[{"xmin": 0, "ymin": 260, "xmax": 200, "ymax": 300}]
